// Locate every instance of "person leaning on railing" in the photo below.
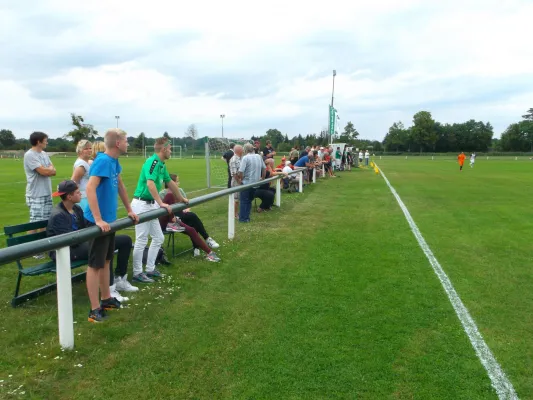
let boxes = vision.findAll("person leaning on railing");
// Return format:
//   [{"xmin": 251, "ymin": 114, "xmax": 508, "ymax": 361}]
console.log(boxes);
[
  {"xmin": 130, "ymin": 138, "xmax": 189, "ymax": 283},
  {"xmin": 84, "ymin": 128, "xmax": 139, "ymax": 323}
]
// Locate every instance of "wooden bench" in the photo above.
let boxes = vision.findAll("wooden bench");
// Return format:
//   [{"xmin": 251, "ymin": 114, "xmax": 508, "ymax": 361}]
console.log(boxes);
[{"xmin": 4, "ymin": 220, "xmax": 88, "ymax": 307}]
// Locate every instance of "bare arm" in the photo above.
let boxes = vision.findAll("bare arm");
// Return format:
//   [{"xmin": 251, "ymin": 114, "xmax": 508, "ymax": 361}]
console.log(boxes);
[
  {"xmin": 35, "ymin": 165, "xmax": 56, "ymax": 176},
  {"xmin": 86, "ymin": 176, "xmax": 103, "ymax": 223},
  {"xmin": 167, "ymin": 180, "xmax": 188, "ymax": 204},
  {"xmin": 146, "ymin": 180, "xmax": 165, "ymax": 206},
  {"xmin": 71, "ymin": 166, "xmax": 86, "ymax": 183}
]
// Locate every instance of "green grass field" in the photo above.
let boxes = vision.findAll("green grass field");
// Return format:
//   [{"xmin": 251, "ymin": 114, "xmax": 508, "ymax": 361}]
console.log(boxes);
[{"xmin": 0, "ymin": 155, "xmax": 532, "ymax": 399}]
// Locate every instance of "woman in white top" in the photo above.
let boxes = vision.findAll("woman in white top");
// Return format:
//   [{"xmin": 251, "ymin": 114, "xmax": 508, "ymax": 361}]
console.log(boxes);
[{"xmin": 70, "ymin": 140, "xmax": 93, "ymax": 212}]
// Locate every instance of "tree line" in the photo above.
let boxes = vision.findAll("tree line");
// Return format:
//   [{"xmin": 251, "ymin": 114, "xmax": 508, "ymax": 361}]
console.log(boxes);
[
  {"xmin": 382, "ymin": 108, "xmax": 533, "ymax": 153},
  {"xmin": 1, "ymin": 109, "xmax": 532, "ymax": 154}
]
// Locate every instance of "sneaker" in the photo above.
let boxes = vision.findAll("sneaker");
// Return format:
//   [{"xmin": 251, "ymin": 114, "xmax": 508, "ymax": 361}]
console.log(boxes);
[
  {"xmin": 206, "ymin": 237, "xmax": 220, "ymax": 249},
  {"xmin": 100, "ymin": 297, "xmax": 122, "ymax": 310},
  {"xmin": 146, "ymin": 269, "xmax": 162, "ymax": 279},
  {"xmin": 193, "ymin": 248, "xmax": 201, "ymax": 257},
  {"xmin": 115, "ymin": 276, "xmax": 139, "ymax": 292},
  {"xmin": 205, "ymin": 252, "xmax": 221, "ymax": 262},
  {"xmin": 166, "ymin": 224, "xmax": 179, "ymax": 232},
  {"xmin": 88, "ymin": 308, "xmax": 106, "ymax": 323},
  {"xmin": 132, "ymin": 272, "xmax": 155, "ymax": 283},
  {"xmin": 33, "ymin": 253, "xmax": 45, "ymax": 260},
  {"xmin": 110, "ymin": 285, "xmax": 121, "ymax": 299},
  {"xmin": 166, "ymin": 223, "xmax": 185, "ymax": 233}
]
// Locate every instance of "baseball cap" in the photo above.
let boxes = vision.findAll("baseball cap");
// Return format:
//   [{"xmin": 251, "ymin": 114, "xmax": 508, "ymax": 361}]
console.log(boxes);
[
  {"xmin": 281, "ymin": 156, "xmax": 286, "ymax": 160},
  {"xmin": 285, "ymin": 161, "xmax": 291, "ymax": 166},
  {"xmin": 52, "ymin": 180, "xmax": 78, "ymax": 197},
  {"xmin": 320, "ymin": 147, "xmax": 324, "ymax": 149}
]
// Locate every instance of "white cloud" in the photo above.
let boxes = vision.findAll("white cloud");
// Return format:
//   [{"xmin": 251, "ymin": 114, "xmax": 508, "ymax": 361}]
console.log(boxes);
[{"xmin": 0, "ymin": 0, "xmax": 531, "ymax": 140}]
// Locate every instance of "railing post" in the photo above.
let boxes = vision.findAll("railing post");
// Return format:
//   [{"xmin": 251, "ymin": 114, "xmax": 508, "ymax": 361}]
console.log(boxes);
[
  {"xmin": 322, "ymin": 164, "xmax": 325, "ymax": 177},
  {"xmin": 299, "ymin": 171, "xmax": 303, "ymax": 192},
  {"xmin": 275, "ymin": 179, "xmax": 281, "ymax": 207},
  {"xmin": 228, "ymin": 193, "xmax": 235, "ymax": 239},
  {"xmin": 312, "ymin": 168, "xmax": 316, "ymax": 183},
  {"xmin": 56, "ymin": 246, "xmax": 74, "ymax": 350}
]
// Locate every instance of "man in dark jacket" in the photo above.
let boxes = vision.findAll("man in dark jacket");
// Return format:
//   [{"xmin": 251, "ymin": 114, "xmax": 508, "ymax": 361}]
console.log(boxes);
[{"xmin": 47, "ymin": 180, "xmax": 137, "ymax": 302}]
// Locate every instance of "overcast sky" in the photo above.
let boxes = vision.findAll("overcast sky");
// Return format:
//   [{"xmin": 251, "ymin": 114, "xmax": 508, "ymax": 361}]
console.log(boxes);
[{"xmin": 1, "ymin": 0, "xmax": 531, "ymax": 141}]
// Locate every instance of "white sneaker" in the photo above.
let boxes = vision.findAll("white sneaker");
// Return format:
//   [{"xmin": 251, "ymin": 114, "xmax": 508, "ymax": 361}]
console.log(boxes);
[
  {"xmin": 115, "ymin": 275, "xmax": 139, "ymax": 292},
  {"xmin": 206, "ymin": 237, "xmax": 220, "ymax": 249},
  {"xmin": 193, "ymin": 248, "xmax": 201, "ymax": 257},
  {"xmin": 110, "ymin": 286, "xmax": 128, "ymax": 302}
]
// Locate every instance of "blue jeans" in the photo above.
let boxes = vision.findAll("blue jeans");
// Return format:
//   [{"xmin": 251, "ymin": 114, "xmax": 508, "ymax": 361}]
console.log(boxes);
[{"xmin": 239, "ymin": 188, "xmax": 255, "ymax": 223}]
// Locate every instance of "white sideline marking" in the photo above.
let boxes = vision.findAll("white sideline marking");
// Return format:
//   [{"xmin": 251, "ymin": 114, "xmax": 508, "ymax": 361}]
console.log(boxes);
[{"xmin": 376, "ymin": 164, "xmax": 518, "ymax": 400}]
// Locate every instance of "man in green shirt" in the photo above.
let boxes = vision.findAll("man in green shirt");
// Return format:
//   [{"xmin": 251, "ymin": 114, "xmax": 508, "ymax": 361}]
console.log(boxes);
[{"xmin": 131, "ymin": 138, "xmax": 189, "ymax": 283}]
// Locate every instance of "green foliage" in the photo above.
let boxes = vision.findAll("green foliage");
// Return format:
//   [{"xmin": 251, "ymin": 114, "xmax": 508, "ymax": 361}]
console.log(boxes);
[
  {"xmin": 0, "ymin": 129, "xmax": 16, "ymax": 147},
  {"xmin": 384, "ymin": 115, "xmax": 494, "ymax": 153},
  {"xmin": 340, "ymin": 121, "xmax": 359, "ymax": 142},
  {"xmin": 133, "ymin": 132, "xmax": 146, "ymax": 149},
  {"xmin": 63, "ymin": 113, "xmax": 99, "ymax": 144}
]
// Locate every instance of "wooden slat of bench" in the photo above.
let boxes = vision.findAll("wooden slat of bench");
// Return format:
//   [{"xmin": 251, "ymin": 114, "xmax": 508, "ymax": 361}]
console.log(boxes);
[
  {"xmin": 4, "ymin": 220, "xmax": 48, "ymax": 236},
  {"xmin": 7, "ymin": 231, "xmax": 47, "ymax": 247}
]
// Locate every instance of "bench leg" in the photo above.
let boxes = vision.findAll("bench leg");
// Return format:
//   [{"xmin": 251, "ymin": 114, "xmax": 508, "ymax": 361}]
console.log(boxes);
[
  {"xmin": 11, "ymin": 272, "xmax": 86, "ymax": 308},
  {"xmin": 14, "ymin": 271, "xmax": 22, "ymax": 299}
]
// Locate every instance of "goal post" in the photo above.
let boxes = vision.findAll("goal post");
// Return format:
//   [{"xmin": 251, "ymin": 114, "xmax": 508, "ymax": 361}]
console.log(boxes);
[
  {"xmin": 205, "ymin": 137, "xmax": 251, "ymax": 189},
  {"xmin": 144, "ymin": 145, "xmax": 182, "ymax": 159}
]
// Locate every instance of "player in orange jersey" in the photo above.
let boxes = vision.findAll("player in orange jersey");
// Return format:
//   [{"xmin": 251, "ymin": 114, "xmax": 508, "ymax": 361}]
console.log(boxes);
[{"xmin": 457, "ymin": 152, "xmax": 466, "ymax": 171}]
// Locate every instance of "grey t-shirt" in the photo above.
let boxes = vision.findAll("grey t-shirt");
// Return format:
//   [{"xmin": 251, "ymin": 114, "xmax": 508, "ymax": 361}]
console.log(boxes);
[
  {"xmin": 24, "ymin": 149, "xmax": 52, "ymax": 198},
  {"xmin": 73, "ymin": 158, "xmax": 91, "ymax": 198},
  {"xmin": 238, "ymin": 153, "xmax": 265, "ymax": 185}
]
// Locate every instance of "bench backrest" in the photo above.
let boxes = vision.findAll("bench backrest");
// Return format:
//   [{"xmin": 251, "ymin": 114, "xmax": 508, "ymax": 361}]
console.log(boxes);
[
  {"xmin": 4, "ymin": 220, "xmax": 49, "ymax": 271},
  {"xmin": 4, "ymin": 220, "xmax": 48, "ymax": 237}
]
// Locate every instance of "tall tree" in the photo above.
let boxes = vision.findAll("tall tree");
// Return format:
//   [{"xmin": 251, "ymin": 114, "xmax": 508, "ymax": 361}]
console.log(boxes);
[
  {"xmin": 0, "ymin": 129, "xmax": 16, "ymax": 148},
  {"xmin": 522, "ymin": 108, "xmax": 533, "ymax": 121},
  {"xmin": 339, "ymin": 121, "xmax": 359, "ymax": 142},
  {"xmin": 265, "ymin": 128, "xmax": 284, "ymax": 148},
  {"xmin": 64, "ymin": 113, "xmax": 99, "ymax": 144},
  {"xmin": 185, "ymin": 124, "xmax": 198, "ymax": 153},
  {"xmin": 133, "ymin": 132, "xmax": 146, "ymax": 150},
  {"xmin": 411, "ymin": 111, "xmax": 437, "ymax": 152},
  {"xmin": 163, "ymin": 131, "xmax": 171, "ymax": 140}
]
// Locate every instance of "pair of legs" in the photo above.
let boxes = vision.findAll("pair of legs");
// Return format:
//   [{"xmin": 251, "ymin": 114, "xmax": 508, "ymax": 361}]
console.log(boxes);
[
  {"xmin": 70, "ymin": 234, "xmax": 132, "ymax": 286},
  {"xmin": 255, "ymin": 188, "xmax": 274, "ymax": 211},
  {"xmin": 239, "ymin": 188, "xmax": 256, "ymax": 222},
  {"xmin": 175, "ymin": 220, "xmax": 212, "ymax": 253},
  {"xmin": 86, "ymin": 232, "xmax": 115, "ymax": 311},
  {"xmin": 132, "ymin": 199, "xmax": 164, "ymax": 276}
]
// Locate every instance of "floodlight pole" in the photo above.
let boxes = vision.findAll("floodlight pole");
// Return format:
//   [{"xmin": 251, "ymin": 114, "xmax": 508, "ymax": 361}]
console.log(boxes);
[
  {"xmin": 220, "ymin": 114, "xmax": 225, "ymax": 138},
  {"xmin": 115, "ymin": 115, "xmax": 120, "ymax": 128}
]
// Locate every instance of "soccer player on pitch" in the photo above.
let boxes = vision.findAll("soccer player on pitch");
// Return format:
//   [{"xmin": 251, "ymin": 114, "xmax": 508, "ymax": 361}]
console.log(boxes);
[{"xmin": 458, "ymin": 152, "xmax": 466, "ymax": 171}]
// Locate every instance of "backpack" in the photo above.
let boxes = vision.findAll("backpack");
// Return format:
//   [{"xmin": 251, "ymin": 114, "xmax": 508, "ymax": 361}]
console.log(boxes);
[{"xmin": 142, "ymin": 247, "xmax": 164, "ymax": 265}]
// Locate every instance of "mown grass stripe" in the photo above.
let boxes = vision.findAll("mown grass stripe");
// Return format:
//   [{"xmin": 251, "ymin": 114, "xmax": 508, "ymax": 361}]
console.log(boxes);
[{"xmin": 377, "ymin": 163, "xmax": 518, "ymax": 400}]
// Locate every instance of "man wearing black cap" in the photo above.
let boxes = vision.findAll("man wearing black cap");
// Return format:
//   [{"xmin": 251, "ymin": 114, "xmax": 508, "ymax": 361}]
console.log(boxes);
[{"xmin": 47, "ymin": 180, "xmax": 138, "ymax": 308}]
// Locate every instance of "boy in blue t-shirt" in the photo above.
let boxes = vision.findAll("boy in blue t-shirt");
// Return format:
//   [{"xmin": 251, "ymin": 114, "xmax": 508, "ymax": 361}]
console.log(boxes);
[{"xmin": 84, "ymin": 129, "xmax": 139, "ymax": 323}]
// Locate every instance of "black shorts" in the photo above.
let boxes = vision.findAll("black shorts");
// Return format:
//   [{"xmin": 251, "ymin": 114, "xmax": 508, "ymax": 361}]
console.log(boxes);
[{"xmin": 87, "ymin": 222, "xmax": 115, "ymax": 269}]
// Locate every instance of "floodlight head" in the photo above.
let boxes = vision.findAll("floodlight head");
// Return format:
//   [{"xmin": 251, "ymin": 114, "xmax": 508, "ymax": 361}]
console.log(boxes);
[
  {"xmin": 333, "ymin": 70, "xmax": 336, "ymax": 76},
  {"xmin": 220, "ymin": 114, "xmax": 225, "ymax": 118}
]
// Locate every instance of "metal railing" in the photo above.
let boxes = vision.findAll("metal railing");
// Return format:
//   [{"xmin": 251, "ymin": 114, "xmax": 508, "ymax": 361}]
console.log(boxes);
[{"xmin": 0, "ymin": 167, "xmax": 309, "ymax": 349}]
